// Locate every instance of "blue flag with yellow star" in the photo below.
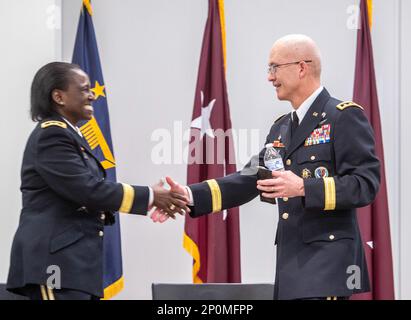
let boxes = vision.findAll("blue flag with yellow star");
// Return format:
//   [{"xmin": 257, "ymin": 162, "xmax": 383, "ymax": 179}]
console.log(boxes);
[{"xmin": 72, "ymin": 0, "xmax": 123, "ymax": 299}]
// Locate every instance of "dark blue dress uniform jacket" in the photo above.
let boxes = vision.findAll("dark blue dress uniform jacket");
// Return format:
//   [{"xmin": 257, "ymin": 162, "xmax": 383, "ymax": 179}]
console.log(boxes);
[
  {"xmin": 7, "ymin": 115, "xmax": 149, "ymax": 298},
  {"xmin": 187, "ymin": 89, "xmax": 380, "ymax": 299}
]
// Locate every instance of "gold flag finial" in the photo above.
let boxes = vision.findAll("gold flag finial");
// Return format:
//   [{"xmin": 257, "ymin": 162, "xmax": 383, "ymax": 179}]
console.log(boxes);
[
  {"xmin": 217, "ymin": 0, "xmax": 227, "ymax": 72},
  {"xmin": 366, "ymin": 0, "xmax": 373, "ymax": 29},
  {"xmin": 83, "ymin": 0, "xmax": 93, "ymax": 16}
]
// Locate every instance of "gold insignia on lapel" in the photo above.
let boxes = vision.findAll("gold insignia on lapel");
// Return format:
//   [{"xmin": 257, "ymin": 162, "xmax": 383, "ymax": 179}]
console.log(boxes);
[
  {"xmin": 301, "ymin": 168, "xmax": 312, "ymax": 179},
  {"xmin": 312, "ymin": 112, "xmax": 318, "ymax": 117},
  {"xmin": 336, "ymin": 101, "xmax": 364, "ymax": 111},
  {"xmin": 41, "ymin": 121, "xmax": 67, "ymax": 129}
]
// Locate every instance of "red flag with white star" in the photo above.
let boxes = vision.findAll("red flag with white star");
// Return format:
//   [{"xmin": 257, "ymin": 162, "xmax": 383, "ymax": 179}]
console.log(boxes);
[
  {"xmin": 183, "ymin": 0, "xmax": 241, "ymax": 283},
  {"xmin": 351, "ymin": 0, "xmax": 395, "ymax": 300}
]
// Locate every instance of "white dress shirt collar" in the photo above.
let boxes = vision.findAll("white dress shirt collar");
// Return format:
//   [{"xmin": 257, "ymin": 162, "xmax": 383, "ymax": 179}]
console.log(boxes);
[
  {"xmin": 292, "ymin": 86, "xmax": 324, "ymax": 124},
  {"xmin": 61, "ymin": 116, "xmax": 83, "ymax": 137}
]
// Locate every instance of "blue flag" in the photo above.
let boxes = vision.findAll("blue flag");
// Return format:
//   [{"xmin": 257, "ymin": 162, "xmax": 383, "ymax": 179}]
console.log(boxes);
[{"xmin": 72, "ymin": 0, "xmax": 123, "ymax": 299}]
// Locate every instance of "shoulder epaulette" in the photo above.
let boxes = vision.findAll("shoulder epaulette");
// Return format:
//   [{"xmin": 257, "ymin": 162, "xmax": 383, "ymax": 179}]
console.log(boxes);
[
  {"xmin": 40, "ymin": 121, "xmax": 67, "ymax": 129},
  {"xmin": 274, "ymin": 114, "xmax": 287, "ymax": 123},
  {"xmin": 336, "ymin": 101, "xmax": 364, "ymax": 111}
]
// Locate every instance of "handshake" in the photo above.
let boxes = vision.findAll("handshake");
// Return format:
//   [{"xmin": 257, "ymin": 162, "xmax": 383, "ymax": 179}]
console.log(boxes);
[{"xmin": 150, "ymin": 176, "xmax": 190, "ymax": 223}]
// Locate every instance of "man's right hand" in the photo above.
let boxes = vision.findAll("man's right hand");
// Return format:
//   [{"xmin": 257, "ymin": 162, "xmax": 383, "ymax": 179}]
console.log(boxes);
[
  {"xmin": 151, "ymin": 176, "xmax": 190, "ymax": 223},
  {"xmin": 151, "ymin": 179, "xmax": 190, "ymax": 219},
  {"xmin": 166, "ymin": 176, "xmax": 189, "ymax": 199}
]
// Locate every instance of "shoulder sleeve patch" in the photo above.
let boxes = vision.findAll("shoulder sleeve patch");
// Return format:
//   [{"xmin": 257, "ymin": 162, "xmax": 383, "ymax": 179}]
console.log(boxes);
[
  {"xmin": 336, "ymin": 101, "xmax": 364, "ymax": 111},
  {"xmin": 41, "ymin": 121, "xmax": 67, "ymax": 129},
  {"xmin": 274, "ymin": 113, "xmax": 287, "ymax": 123}
]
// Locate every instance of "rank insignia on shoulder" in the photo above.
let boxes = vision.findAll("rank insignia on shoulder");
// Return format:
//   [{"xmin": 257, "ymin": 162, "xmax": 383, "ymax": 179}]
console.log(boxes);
[
  {"xmin": 41, "ymin": 121, "xmax": 67, "ymax": 129},
  {"xmin": 336, "ymin": 101, "xmax": 364, "ymax": 111},
  {"xmin": 305, "ymin": 124, "xmax": 331, "ymax": 146},
  {"xmin": 272, "ymin": 140, "xmax": 285, "ymax": 148}
]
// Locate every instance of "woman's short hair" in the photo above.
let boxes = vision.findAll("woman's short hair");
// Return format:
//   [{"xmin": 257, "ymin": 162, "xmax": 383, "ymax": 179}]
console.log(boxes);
[{"xmin": 30, "ymin": 62, "xmax": 82, "ymax": 121}]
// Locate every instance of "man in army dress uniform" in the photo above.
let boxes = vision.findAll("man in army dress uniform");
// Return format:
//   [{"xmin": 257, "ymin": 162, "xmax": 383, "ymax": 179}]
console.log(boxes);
[{"xmin": 152, "ymin": 34, "xmax": 380, "ymax": 300}]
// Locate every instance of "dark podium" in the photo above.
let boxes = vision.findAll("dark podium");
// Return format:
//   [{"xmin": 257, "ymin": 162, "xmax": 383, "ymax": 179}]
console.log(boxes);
[
  {"xmin": 152, "ymin": 283, "xmax": 274, "ymax": 300},
  {"xmin": 0, "ymin": 284, "xmax": 28, "ymax": 300}
]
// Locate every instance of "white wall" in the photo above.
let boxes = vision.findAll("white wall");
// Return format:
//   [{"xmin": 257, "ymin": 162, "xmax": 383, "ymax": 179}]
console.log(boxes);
[
  {"xmin": 1, "ymin": 0, "xmax": 408, "ymax": 300},
  {"xmin": 0, "ymin": 0, "xmax": 61, "ymax": 284},
  {"xmin": 400, "ymin": 0, "xmax": 411, "ymax": 300},
  {"xmin": 372, "ymin": 0, "xmax": 402, "ymax": 299}
]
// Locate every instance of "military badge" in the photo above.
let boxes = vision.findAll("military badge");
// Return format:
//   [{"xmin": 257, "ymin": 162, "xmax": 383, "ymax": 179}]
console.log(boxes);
[
  {"xmin": 301, "ymin": 168, "xmax": 312, "ymax": 179},
  {"xmin": 304, "ymin": 124, "xmax": 331, "ymax": 146},
  {"xmin": 314, "ymin": 166, "xmax": 329, "ymax": 178}
]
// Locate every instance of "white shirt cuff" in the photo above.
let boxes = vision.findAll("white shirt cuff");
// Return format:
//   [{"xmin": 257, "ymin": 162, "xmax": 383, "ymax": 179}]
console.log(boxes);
[
  {"xmin": 148, "ymin": 187, "xmax": 154, "ymax": 207},
  {"xmin": 186, "ymin": 186, "xmax": 194, "ymax": 205}
]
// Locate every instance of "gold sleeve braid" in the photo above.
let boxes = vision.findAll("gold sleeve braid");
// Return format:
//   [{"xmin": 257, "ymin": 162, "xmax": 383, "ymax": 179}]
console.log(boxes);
[
  {"xmin": 206, "ymin": 179, "xmax": 222, "ymax": 213},
  {"xmin": 119, "ymin": 183, "xmax": 135, "ymax": 213},
  {"xmin": 323, "ymin": 177, "xmax": 336, "ymax": 210}
]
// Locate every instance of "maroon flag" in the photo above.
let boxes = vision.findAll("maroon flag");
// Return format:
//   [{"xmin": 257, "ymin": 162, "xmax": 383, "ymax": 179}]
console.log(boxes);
[
  {"xmin": 183, "ymin": 0, "xmax": 241, "ymax": 283},
  {"xmin": 352, "ymin": 0, "xmax": 395, "ymax": 300}
]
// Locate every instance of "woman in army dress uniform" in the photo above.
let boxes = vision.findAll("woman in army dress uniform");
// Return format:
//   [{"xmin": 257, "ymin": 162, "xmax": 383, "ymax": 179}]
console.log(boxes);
[{"xmin": 7, "ymin": 62, "xmax": 189, "ymax": 300}]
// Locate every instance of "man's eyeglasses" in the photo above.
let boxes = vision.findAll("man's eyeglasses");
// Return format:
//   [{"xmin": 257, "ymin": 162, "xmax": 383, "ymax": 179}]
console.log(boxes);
[{"xmin": 267, "ymin": 60, "xmax": 312, "ymax": 75}]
